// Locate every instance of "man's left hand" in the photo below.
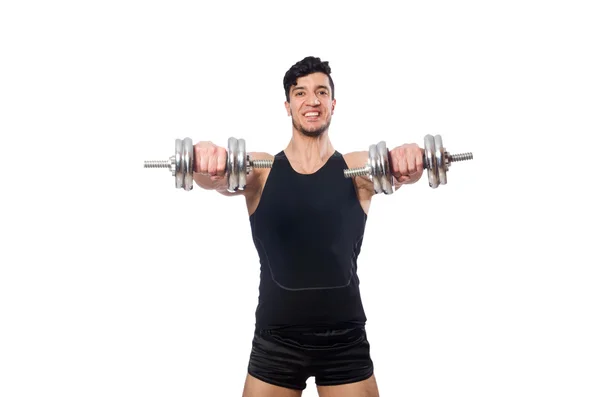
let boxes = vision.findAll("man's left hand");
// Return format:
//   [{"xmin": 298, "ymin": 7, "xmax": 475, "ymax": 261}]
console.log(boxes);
[{"xmin": 389, "ymin": 143, "xmax": 424, "ymax": 185}]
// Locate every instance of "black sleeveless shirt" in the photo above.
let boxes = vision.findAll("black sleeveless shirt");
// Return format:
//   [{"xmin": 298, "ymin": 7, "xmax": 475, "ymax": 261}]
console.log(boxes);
[{"xmin": 249, "ymin": 150, "xmax": 368, "ymax": 330}]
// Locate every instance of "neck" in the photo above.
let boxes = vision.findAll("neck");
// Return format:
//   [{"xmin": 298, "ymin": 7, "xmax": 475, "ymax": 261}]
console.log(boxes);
[{"xmin": 284, "ymin": 128, "xmax": 335, "ymax": 172}]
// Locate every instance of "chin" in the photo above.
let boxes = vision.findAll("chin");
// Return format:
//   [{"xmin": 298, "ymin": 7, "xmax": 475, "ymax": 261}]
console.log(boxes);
[
  {"xmin": 301, "ymin": 129, "xmax": 325, "ymax": 138},
  {"xmin": 303, "ymin": 123, "xmax": 327, "ymax": 136},
  {"xmin": 292, "ymin": 117, "xmax": 330, "ymax": 138}
]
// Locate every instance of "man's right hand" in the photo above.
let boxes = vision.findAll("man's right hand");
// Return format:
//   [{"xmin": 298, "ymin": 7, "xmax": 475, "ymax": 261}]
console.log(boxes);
[{"xmin": 193, "ymin": 141, "xmax": 228, "ymax": 181}]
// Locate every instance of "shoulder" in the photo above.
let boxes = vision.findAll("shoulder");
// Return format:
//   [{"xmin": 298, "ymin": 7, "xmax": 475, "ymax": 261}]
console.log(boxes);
[
  {"xmin": 249, "ymin": 151, "xmax": 275, "ymax": 160},
  {"xmin": 342, "ymin": 150, "xmax": 368, "ymax": 169}
]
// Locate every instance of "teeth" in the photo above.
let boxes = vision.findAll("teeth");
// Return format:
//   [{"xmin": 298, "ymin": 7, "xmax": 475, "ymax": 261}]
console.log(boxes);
[{"xmin": 305, "ymin": 112, "xmax": 319, "ymax": 117}]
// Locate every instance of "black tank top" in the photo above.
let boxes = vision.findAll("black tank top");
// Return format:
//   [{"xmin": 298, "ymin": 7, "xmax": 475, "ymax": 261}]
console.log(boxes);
[{"xmin": 249, "ymin": 150, "xmax": 368, "ymax": 330}]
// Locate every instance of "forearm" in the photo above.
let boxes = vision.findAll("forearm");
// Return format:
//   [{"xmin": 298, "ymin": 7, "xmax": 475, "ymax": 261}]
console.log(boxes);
[{"xmin": 193, "ymin": 174, "xmax": 238, "ymax": 196}]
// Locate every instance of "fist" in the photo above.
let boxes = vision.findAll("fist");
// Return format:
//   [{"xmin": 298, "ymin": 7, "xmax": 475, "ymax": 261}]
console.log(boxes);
[
  {"xmin": 389, "ymin": 143, "xmax": 424, "ymax": 185},
  {"xmin": 193, "ymin": 141, "xmax": 228, "ymax": 178}
]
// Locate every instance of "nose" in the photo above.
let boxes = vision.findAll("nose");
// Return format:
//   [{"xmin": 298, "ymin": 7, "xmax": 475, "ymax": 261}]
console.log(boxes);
[{"xmin": 308, "ymin": 93, "xmax": 320, "ymax": 106}]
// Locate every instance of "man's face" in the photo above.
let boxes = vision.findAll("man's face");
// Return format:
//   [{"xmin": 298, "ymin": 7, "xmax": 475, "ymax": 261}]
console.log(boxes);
[{"xmin": 285, "ymin": 72, "xmax": 336, "ymax": 138}]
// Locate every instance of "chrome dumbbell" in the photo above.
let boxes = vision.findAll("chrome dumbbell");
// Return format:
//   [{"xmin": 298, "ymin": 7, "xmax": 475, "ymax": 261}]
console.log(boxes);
[
  {"xmin": 144, "ymin": 137, "xmax": 273, "ymax": 192},
  {"xmin": 343, "ymin": 134, "xmax": 473, "ymax": 194}
]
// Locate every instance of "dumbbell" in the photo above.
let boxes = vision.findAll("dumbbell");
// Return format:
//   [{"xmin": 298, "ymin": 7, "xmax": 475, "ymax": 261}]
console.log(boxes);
[
  {"xmin": 343, "ymin": 134, "xmax": 473, "ymax": 194},
  {"xmin": 144, "ymin": 137, "xmax": 273, "ymax": 192}
]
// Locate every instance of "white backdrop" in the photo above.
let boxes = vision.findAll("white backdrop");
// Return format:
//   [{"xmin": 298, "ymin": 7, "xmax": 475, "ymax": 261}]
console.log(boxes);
[{"xmin": 1, "ymin": 1, "xmax": 599, "ymax": 396}]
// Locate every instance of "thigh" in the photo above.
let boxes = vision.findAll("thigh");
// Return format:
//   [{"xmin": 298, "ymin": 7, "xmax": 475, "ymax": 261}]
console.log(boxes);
[
  {"xmin": 243, "ymin": 373, "xmax": 303, "ymax": 397},
  {"xmin": 317, "ymin": 373, "xmax": 379, "ymax": 397}
]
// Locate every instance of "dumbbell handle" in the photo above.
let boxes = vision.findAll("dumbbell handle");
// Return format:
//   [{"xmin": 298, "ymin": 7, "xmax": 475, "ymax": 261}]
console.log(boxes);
[{"xmin": 343, "ymin": 151, "xmax": 473, "ymax": 178}]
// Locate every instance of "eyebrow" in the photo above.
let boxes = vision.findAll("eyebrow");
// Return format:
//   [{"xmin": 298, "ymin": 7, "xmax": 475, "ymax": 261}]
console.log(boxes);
[{"xmin": 292, "ymin": 85, "xmax": 330, "ymax": 92}]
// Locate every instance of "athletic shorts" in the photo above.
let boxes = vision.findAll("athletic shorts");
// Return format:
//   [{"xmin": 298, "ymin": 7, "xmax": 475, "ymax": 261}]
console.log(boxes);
[{"xmin": 247, "ymin": 324, "xmax": 374, "ymax": 390}]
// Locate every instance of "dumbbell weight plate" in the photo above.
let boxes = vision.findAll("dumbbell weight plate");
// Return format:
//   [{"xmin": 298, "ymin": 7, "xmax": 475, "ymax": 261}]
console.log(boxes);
[
  {"xmin": 434, "ymin": 134, "xmax": 447, "ymax": 186},
  {"xmin": 377, "ymin": 141, "xmax": 394, "ymax": 194},
  {"xmin": 368, "ymin": 142, "xmax": 394, "ymax": 195},
  {"xmin": 368, "ymin": 144, "xmax": 381, "ymax": 194},
  {"xmin": 227, "ymin": 137, "xmax": 239, "ymax": 192},
  {"xmin": 183, "ymin": 137, "xmax": 194, "ymax": 191},
  {"xmin": 237, "ymin": 138, "xmax": 247, "ymax": 191},
  {"xmin": 174, "ymin": 138, "xmax": 194, "ymax": 191},
  {"xmin": 424, "ymin": 135, "xmax": 439, "ymax": 188},
  {"xmin": 175, "ymin": 138, "xmax": 183, "ymax": 189},
  {"xmin": 227, "ymin": 137, "xmax": 249, "ymax": 192}
]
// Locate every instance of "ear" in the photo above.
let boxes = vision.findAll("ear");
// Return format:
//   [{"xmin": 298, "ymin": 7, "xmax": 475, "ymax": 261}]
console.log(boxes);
[
  {"xmin": 331, "ymin": 98, "xmax": 336, "ymax": 115},
  {"xmin": 284, "ymin": 101, "xmax": 291, "ymax": 116}
]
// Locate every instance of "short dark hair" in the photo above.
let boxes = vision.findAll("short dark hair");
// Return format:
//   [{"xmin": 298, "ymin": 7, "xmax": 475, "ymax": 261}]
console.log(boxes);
[{"xmin": 283, "ymin": 56, "xmax": 335, "ymax": 102}]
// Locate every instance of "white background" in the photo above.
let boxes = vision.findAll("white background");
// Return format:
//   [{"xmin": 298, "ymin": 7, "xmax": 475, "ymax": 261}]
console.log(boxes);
[{"xmin": 1, "ymin": 0, "xmax": 599, "ymax": 396}]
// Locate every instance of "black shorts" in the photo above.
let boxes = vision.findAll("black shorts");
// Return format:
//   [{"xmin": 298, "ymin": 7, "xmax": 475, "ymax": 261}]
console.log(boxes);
[{"xmin": 247, "ymin": 324, "xmax": 374, "ymax": 390}]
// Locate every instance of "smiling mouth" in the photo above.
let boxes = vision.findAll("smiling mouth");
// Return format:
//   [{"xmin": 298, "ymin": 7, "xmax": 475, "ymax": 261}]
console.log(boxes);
[{"xmin": 304, "ymin": 111, "xmax": 320, "ymax": 119}]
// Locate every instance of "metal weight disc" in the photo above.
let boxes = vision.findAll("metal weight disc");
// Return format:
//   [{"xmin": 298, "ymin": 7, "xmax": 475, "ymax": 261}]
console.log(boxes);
[
  {"xmin": 227, "ymin": 137, "xmax": 239, "ymax": 192},
  {"xmin": 424, "ymin": 134, "xmax": 439, "ymax": 188},
  {"xmin": 368, "ymin": 144, "xmax": 382, "ymax": 194},
  {"xmin": 175, "ymin": 138, "xmax": 183, "ymax": 189},
  {"xmin": 182, "ymin": 137, "xmax": 194, "ymax": 191},
  {"xmin": 237, "ymin": 138, "xmax": 246, "ymax": 190},
  {"xmin": 434, "ymin": 134, "xmax": 447, "ymax": 186},
  {"xmin": 376, "ymin": 141, "xmax": 394, "ymax": 194}
]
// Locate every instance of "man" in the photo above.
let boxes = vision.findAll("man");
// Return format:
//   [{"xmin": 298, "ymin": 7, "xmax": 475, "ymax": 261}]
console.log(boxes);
[{"xmin": 193, "ymin": 56, "xmax": 424, "ymax": 396}]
